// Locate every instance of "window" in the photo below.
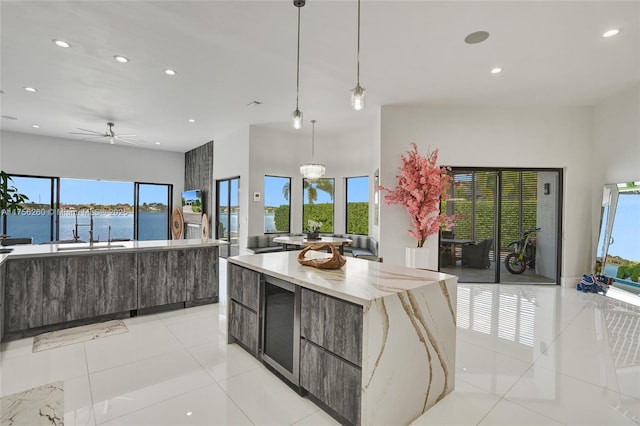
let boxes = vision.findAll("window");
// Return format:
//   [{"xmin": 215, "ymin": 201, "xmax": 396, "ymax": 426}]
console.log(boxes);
[
  {"xmin": 135, "ymin": 183, "xmax": 172, "ymax": 240},
  {"xmin": 346, "ymin": 176, "xmax": 369, "ymax": 235},
  {"xmin": 59, "ymin": 178, "xmax": 134, "ymax": 242},
  {"xmin": 2, "ymin": 175, "xmax": 58, "ymax": 243},
  {"xmin": 264, "ymin": 176, "xmax": 291, "ymax": 233},
  {"xmin": 303, "ymin": 178, "xmax": 334, "ymax": 233},
  {"xmin": 2, "ymin": 174, "xmax": 172, "ymax": 243}
]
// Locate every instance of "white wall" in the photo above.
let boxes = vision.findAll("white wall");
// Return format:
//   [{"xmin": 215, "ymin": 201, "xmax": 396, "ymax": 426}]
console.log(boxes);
[
  {"xmin": 536, "ymin": 171, "xmax": 559, "ymax": 279},
  {"xmin": 379, "ymin": 105, "xmax": 594, "ymax": 286},
  {"xmin": 592, "ymin": 85, "xmax": 640, "ymax": 259},
  {"xmin": 213, "ymin": 127, "xmax": 250, "ymax": 253},
  {"xmin": 0, "ymin": 130, "xmax": 184, "ymax": 208}
]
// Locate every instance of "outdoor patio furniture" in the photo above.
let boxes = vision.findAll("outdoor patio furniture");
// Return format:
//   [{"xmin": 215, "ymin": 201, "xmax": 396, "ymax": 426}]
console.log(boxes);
[{"xmin": 461, "ymin": 238, "xmax": 493, "ymax": 269}]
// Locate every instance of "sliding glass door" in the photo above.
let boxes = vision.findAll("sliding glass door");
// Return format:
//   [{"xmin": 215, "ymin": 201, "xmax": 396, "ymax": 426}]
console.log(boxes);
[
  {"xmin": 440, "ymin": 168, "xmax": 561, "ymax": 284},
  {"xmin": 217, "ymin": 177, "xmax": 240, "ymax": 258}
]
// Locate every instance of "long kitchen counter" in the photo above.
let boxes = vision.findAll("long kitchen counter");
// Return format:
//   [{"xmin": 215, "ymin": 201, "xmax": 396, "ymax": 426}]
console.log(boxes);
[
  {"xmin": 227, "ymin": 251, "xmax": 458, "ymax": 425},
  {"xmin": 0, "ymin": 238, "xmax": 227, "ymax": 265},
  {"xmin": 0, "ymin": 239, "xmax": 226, "ymax": 341}
]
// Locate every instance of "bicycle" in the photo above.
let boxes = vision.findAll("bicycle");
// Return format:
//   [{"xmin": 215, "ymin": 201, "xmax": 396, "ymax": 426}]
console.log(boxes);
[{"xmin": 504, "ymin": 228, "xmax": 540, "ymax": 274}]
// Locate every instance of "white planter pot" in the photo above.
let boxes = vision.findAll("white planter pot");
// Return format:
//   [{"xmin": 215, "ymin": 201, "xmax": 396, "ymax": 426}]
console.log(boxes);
[{"xmin": 405, "ymin": 247, "xmax": 436, "ymax": 270}]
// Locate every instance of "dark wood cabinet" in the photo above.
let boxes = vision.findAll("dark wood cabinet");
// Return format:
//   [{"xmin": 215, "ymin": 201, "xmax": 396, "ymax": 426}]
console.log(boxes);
[
  {"xmin": 186, "ymin": 247, "xmax": 218, "ymax": 301},
  {"xmin": 0, "ymin": 263, "xmax": 5, "ymax": 341},
  {"xmin": 43, "ymin": 255, "xmax": 95, "ymax": 325},
  {"xmin": 301, "ymin": 288, "xmax": 363, "ymax": 367},
  {"xmin": 5, "ymin": 259, "xmax": 44, "ymax": 333},
  {"xmin": 300, "ymin": 339, "xmax": 362, "ymax": 425},
  {"xmin": 229, "ymin": 300, "xmax": 259, "ymax": 355},
  {"xmin": 138, "ymin": 250, "xmax": 186, "ymax": 308},
  {"xmin": 227, "ymin": 263, "xmax": 260, "ymax": 355},
  {"xmin": 94, "ymin": 253, "xmax": 137, "ymax": 317},
  {"xmin": 229, "ymin": 263, "xmax": 260, "ymax": 311}
]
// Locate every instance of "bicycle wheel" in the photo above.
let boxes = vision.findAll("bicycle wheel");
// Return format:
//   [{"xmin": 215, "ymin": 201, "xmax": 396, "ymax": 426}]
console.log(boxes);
[{"xmin": 505, "ymin": 253, "xmax": 526, "ymax": 274}]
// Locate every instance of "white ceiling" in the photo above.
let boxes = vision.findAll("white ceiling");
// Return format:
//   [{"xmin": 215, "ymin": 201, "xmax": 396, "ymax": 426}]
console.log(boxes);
[{"xmin": 1, "ymin": 1, "xmax": 638, "ymax": 152}]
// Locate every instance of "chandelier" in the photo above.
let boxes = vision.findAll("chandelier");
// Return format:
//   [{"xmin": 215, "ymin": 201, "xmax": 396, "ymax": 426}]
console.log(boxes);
[{"xmin": 300, "ymin": 120, "xmax": 325, "ymax": 180}]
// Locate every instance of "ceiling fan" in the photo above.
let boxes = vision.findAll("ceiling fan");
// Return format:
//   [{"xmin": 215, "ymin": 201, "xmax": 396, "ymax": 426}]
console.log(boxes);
[{"xmin": 69, "ymin": 122, "xmax": 139, "ymax": 145}]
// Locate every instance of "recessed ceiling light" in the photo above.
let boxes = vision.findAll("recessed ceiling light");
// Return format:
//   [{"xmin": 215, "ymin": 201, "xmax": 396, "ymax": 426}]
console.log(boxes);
[
  {"xmin": 113, "ymin": 55, "xmax": 129, "ymax": 63},
  {"xmin": 465, "ymin": 31, "xmax": 490, "ymax": 45},
  {"xmin": 602, "ymin": 28, "xmax": 621, "ymax": 38},
  {"xmin": 164, "ymin": 69, "xmax": 176, "ymax": 76},
  {"xmin": 53, "ymin": 39, "xmax": 71, "ymax": 48},
  {"xmin": 32, "ymin": 124, "xmax": 40, "ymax": 128},
  {"xmin": 188, "ymin": 118, "xmax": 195, "ymax": 123},
  {"xmin": 155, "ymin": 142, "xmax": 161, "ymax": 145},
  {"xmin": 186, "ymin": 412, "xmax": 193, "ymax": 417},
  {"xmin": 491, "ymin": 67, "xmax": 503, "ymax": 74},
  {"xmin": 24, "ymin": 87, "xmax": 37, "ymax": 92}
]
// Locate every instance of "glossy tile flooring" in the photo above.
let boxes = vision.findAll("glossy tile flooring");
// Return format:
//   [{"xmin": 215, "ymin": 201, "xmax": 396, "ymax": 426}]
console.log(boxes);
[{"xmin": 0, "ymin": 259, "xmax": 638, "ymax": 425}]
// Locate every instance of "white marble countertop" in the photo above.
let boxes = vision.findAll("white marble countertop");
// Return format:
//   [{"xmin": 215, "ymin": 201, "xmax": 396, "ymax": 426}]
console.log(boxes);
[
  {"xmin": 228, "ymin": 251, "xmax": 455, "ymax": 307},
  {"xmin": 0, "ymin": 238, "xmax": 228, "ymax": 265}
]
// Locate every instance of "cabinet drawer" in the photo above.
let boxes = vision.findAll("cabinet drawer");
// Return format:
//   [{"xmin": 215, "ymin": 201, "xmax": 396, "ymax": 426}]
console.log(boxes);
[
  {"xmin": 228, "ymin": 264, "xmax": 260, "ymax": 311},
  {"xmin": 301, "ymin": 288, "xmax": 363, "ymax": 366},
  {"xmin": 300, "ymin": 339, "xmax": 361, "ymax": 425},
  {"xmin": 229, "ymin": 300, "xmax": 259, "ymax": 356}
]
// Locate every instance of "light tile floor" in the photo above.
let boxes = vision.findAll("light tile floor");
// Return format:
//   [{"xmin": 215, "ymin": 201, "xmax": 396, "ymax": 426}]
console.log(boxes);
[{"xmin": 0, "ymin": 259, "xmax": 638, "ymax": 425}]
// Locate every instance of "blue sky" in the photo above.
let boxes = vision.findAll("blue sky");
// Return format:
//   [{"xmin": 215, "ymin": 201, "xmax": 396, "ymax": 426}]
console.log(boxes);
[
  {"xmin": 606, "ymin": 193, "xmax": 640, "ymax": 261},
  {"xmin": 264, "ymin": 176, "xmax": 369, "ymax": 206},
  {"xmin": 11, "ymin": 176, "xmax": 169, "ymax": 205}
]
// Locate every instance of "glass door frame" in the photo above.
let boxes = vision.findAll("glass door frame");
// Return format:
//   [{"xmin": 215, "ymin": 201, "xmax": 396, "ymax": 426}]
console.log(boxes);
[
  {"xmin": 133, "ymin": 182, "xmax": 173, "ymax": 240},
  {"xmin": 442, "ymin": 167, "xmax": 563, "ymax": 285},
  {"xmin": 216, "ymin": 176, "xmax": 240, "ymax": 258},
  {"xmin": 1, "ymin": 173, "xmax": 60, "ymax": 242}
]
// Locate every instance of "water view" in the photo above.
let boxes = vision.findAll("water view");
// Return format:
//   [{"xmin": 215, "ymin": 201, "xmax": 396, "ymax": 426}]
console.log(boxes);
[{"xmin": 5, "ymin": 212, "xmax": 168, "ymax": 243}]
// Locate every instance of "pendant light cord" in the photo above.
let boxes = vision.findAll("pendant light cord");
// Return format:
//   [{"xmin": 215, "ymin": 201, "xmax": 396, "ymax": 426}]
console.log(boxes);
[
  {"xmin": 296, "ymin": 7, "xmax": 301, "ymax": 109},
  {"xmin": 356, "ymin": 0, "xmax": 361, "ymax": 85},
  {"xmin": 311, "ymin": 120, "xmax": 316, "ymax": 160}
]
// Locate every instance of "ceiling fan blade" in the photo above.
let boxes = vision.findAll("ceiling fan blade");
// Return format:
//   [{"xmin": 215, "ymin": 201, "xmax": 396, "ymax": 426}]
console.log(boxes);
[
  {"xmin": 76, "ymin": 128, "xmax": 105, "ymax": 135},
  {"xmin": 115, "ymin": 136, "xmax": 138, "ymax": 145},
  {"xmin": 69, "ymin": 131, "xmax": 106, "ymax": 136},
  {"xmin": 79, "ymin": 135, "xmax": 107, "ymax": 139}
]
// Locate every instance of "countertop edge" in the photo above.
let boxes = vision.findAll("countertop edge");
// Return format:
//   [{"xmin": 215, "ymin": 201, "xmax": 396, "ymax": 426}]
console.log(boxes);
[
  {"xmin": 227, "ymin": 253, "xmax": 456, "ymax": 307},
  {"xmin": 0, "ymin": 239, "xmax": 228, "ymax": 265}
]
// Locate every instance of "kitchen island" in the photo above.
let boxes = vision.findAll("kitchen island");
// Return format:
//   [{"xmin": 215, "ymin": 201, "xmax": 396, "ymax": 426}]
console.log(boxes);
[
  {"xmin": 0, "ymin": 239, "xmax": 226, "ymax": 342},
  {"xmin": 227, "ymin": 251, "xmax": 457, "ymax": 426}
]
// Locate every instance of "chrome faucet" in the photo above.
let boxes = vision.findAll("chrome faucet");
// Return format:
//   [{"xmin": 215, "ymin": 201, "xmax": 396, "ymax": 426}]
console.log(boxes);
[{"xmin": 72, "ymin": 209, "xmax": 97, "ymax": 245}]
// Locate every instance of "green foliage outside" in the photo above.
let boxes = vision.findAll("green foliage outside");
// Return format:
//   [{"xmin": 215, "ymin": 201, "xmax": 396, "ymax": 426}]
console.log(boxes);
[
  {"xmin": 444, "ymin": 199, "xmax": 537, "ymax": 252},
  {"xmin": 617, "ymin": 264, "xmax": 640, "ymax": 283},
  {"xmin": 273, "ymin": 205, "xmax": 290, "ymax": 233},
  {"xmin": 347, "ymin": 202, "xmax": 368, "ymax": 235},
  {"xmin": 191, "ymin": 198, "xmax": 202, "ymax": 213},
  {"xmin": 303, "ymin": 203, "xmax": 334, "ymax": 233}
]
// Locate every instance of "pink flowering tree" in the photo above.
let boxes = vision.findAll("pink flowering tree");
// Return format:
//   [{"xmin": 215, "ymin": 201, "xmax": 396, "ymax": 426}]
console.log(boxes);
[{"xmin": 379, "ymin": 143, "xmax": 457, "ymax": 248}]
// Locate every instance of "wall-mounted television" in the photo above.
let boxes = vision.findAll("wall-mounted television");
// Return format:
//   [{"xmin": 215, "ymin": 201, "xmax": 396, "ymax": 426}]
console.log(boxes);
[{"xmin": 181, "ymin": 189, "xmax": 202, "ymax": 223}]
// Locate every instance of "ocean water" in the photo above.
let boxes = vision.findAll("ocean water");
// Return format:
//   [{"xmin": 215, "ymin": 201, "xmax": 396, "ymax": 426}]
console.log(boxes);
[{"xmin": 4, "ymin": 212, "xmax": 168, "ymax": 243}]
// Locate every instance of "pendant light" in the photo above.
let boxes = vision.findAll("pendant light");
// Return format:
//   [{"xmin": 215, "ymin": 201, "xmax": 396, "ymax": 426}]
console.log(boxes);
[
  {"xmin": 291, "ymin": 0, "xmax": 305, "ymax": 129},
  {"xmin": 351, "ymin": 0, "xmax": 366, "ymax": 110},
  {"xmin": 300, "ymin": 120, "xmax": 325, "ymax": 180}
]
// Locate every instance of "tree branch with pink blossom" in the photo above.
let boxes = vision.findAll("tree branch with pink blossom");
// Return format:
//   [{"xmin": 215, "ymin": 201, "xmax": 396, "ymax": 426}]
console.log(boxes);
[{"xmin": 378, "ymin": 143, "xmax": 458, "ymax": 248}]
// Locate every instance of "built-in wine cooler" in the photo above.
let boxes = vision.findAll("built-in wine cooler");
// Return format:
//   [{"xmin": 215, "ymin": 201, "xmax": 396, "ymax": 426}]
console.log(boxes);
[{"xmin": 260, "ymin": 275, "xmax": 301, "ymax": 386}]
